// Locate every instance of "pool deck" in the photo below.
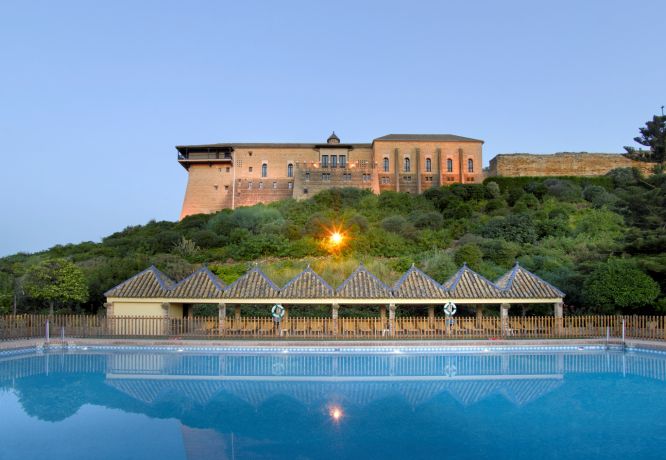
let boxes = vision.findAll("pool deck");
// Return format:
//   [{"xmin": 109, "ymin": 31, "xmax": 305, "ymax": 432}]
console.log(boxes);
[{"xmin": 3, "ymin": 337, "xmax": 666, "ymax": 353}]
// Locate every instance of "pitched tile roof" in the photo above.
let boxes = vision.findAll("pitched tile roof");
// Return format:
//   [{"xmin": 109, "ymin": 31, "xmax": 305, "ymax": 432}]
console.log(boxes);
[
  {"xmin": 224, "ymin": 266, "xmax": 280, "ymax": 299},
  {"xmin": 392, "ymin": 265, "xmax": 447, "ymax": 298},
  {"xmin": 104, "ymin": 266, "xmax": 175, "ymax": 298},
  {"xmin": 444, "ymin": 264, "xmax": 501, "ymax": 299},
  {"xmin": 373, "ymin": 134, "xmax": 483, "ymax": 143},
  {"xmin": 168, "ymin": 266, "xmax": 225, "ymax": 299},
  {"xmin": 336, "ymin": 264, "xmax": 392, "ymax": 299},
  {"xmin": 495, "ymin": 263, "xmax": 565, "ymax": 299},
  {"xmin": 281, "ymin": 266, "xmax": 334, "ymax": 299}
]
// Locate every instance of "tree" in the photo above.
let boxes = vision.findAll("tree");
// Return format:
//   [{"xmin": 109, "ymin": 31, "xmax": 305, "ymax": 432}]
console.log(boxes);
[
  {"xmin": 582, "ymin": 258, "xmax": 660, "ymax": 313},
  {"xmin": 24, "ymin": 259, "xmax": 88, "ymax": 315},
  {"xmin": 624, "ymin": 115, "xmax": 666, "ymax": 163}
]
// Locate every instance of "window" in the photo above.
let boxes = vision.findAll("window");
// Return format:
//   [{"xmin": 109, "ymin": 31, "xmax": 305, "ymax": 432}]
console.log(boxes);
[
  {"xmin": 468, "ymin": 159, "xmax": 474, "ymax": 172},
  {"xmin": 339, "ymin": 155, "xmax": 346, "ymax": 167},
  {"xmin": 226, "ymin": 167, "xmax": 230, "ymax": 173},
  {"xmin": 343, "ymin": 173, "xmax": 352, "ymax": 181},
  {"xmin": 447, "ymin": 159, "xmax": 453, "ymax": 172},
  {"xmin": 404, "ymin": 176, "xmax": 412, "ymax": 182},
  {"xmin": 305, "ymin": 172, "xmax": 310, "ymax": 181},
  {"xmin": 288, "ymin": 182, "xmax": 293, "ymax": 190},
  {"xmin": 332, "ymin": 155, "xmax": 338, "ymax": 168},
  {"xmin": 272, "ymin": 182, "xmax": 277, "ymax": 189},
  {"xmin": 404, "ymin": 157, "xmax": 411, "ymax": 172},
  {"xmin": 248, "ymin": 181, "xmax": 253, "ymax": 190},
  {"xmin": 321, "ymin": 155, "xmax": 329, "ymax": 167},
  {"xmin": 381, "ymin": 177, "xmax": 390, "ymax": 184},
  {"xmin": 383, "ymin": 157, "xmax": 389, "ymax": 172},
  {"xmin": 259, "ymin": 182, "xmax": 264, "ymax": 189},
  {"xmin": 363, "ymin": 174, "xmax": 371, "ymax": 182},
  {"xmin": 322, "ymin": 173, "xmax": 331, "ymax": 181},
  {"xmin": 261, "ymin": 164, "xmax": 267, "ymax": 177},
  {"xmin": 287, "ymin": 163, "xmax": 293, "ymax": 177},
  {"xmin": 467, "ymin": 176, "xmax": 475, "ymax": 182},
  {"xmin": 303, "ymin": 188, "xmax": 308, "ymax": 194},
  {"xmin": 224, "ymin": 185, "xmax": 229, "ymax": 191},
  {"xmin": 248, "ymin": 166, "xmax": 253, "ymax": 173},
  {"xmin": 425, "ymin": 158, "xmax": 432, "ymax": 172}
]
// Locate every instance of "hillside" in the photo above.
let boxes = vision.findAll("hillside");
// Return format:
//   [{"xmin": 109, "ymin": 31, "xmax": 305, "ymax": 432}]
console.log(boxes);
[{"xmin": 1, "ymin": 168, "xmax": 665, "ymax": 316}]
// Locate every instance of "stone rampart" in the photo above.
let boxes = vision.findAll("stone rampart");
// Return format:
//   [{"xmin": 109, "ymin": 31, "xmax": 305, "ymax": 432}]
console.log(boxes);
[{"xmin": 488, "ymin": 153, "xmax": 657, "ymax": 177}]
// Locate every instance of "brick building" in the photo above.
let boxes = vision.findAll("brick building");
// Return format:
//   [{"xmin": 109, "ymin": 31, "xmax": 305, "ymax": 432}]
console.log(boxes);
[{"xmin": 177, "ymin": 133, "xmax": 484, "ymax": 218}]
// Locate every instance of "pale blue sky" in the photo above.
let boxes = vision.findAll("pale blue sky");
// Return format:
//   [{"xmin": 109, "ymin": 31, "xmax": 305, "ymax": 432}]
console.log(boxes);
[{"xmin": 1, "ymin": 0, "xmax": 664, "ymax": 256}]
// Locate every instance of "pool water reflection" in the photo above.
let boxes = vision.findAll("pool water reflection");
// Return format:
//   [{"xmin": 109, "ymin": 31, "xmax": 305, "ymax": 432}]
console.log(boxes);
[{"xmin": 1, "ymin": 349, "xmax": 666, "ymax": 459}]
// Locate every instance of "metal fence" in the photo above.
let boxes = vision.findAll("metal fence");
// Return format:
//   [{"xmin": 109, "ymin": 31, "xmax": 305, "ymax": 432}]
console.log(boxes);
[{"xmin": 1, "ymin": 314, "xmax": 665, "ymax": 341}]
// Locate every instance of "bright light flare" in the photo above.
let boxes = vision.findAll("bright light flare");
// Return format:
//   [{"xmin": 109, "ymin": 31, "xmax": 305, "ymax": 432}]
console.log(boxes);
[
  {"xmin": 330, "ymin": 232, "xmax": 344, "ymax": 246},
  {"xmin": 329, "ymin": 406, "xmax": 343, "ymax": 422},
  {"xmin": 322, "ymin": 225, "xmax": 349, "ymax": 254}
]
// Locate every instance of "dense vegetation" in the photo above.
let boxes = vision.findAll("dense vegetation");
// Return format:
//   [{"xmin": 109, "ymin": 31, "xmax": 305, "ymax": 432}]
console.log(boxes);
[{"xmin": 1, "ymin": 168, "xmax": 664, "ymax": 316}]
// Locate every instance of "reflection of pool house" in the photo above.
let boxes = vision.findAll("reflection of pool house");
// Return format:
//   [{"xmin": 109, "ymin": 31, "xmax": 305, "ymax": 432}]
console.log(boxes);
[{"xmin": 104, "ymin": 262, "xmax": 565, "ymax": 337}]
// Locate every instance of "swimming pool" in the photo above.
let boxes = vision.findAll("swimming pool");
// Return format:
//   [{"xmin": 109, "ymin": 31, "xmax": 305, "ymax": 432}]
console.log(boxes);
[{"xmin": 1, "ymin": 346, "xmax": 665, "ymax": 459}]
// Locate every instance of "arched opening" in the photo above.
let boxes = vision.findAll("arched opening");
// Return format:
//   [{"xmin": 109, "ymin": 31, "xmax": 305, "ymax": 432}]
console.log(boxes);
[
  {"xmin": 383, "ymin": 157, "xmax": 389, "ymax": 172},
  {"xmin": 403, "ymin": 157, "xmax": 411, "ymax": 172},
  {"xmin": 425, "ymin": 158, "xmax": 432, "ymax": 172},
  {"xmin": 468, "ymin": 159, "xmax": 474, "ymax": 173},
  {"xmin": 287, "ymin": 163, "xmax": 293, "ymax": 177},
  {"xmin": 261, "ymin": 163, "xmax": 267, "ymax": 177},
  {"xmin": 447, "ymin": 158, "xmax": 453, "ymax": 173}
]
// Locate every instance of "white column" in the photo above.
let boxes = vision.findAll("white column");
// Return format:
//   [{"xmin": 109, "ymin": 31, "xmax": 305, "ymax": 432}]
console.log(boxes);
[
  {"xmin": 389, "ymin": 303, "xmax": 396, "ymax": 336},
  {"xmin": 218, "ymin": 303, "xmax": 226, "ymax": 335},
  {"xmin": 332, "ymin": 303, "xmax": 339, "ymax": 336},
  {"xmin": 500, "ymin": 303, "xmax": 510, "ymax": 336}
]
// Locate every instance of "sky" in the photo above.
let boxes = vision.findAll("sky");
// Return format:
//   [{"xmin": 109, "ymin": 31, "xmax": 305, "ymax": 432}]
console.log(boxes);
[{"xmin": 0, "ymin": 0, "xmax": 664, "ymax": 257}]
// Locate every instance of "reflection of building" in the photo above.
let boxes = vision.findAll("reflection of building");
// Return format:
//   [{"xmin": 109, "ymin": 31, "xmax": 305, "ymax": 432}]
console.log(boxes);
[{"xmin": 177, "ymin": 133, "xmax": 485, "ymax": 218}]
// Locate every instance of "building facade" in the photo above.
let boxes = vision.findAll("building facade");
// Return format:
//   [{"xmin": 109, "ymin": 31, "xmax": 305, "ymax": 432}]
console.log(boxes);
[{"xmin": 177, "ymin": 133, "xmax": 484, "ymax": 218}]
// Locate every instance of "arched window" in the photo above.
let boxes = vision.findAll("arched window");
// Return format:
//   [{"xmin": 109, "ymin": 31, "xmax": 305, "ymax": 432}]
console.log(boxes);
[
  {"xmin": 383, "ymin": 157, "xmax": 389, "ymax": 172},
  {"xmin": 447, "ymin": 159, "xmax": 453, "ymax": 173},
  {"xmin": 425, "ymin": 158, "xmax": 432, "ymax": 172},
  {"xmin": 404, "ymin": 157, "xmax": 411, "ymax": 172},
  {"xmin": 467, "ymin": 159, "xmax": 474, "ymax": 173},
  {"xmin": 287, "ymin": 163, "xmax": 293, "ymax": 177},
  {"xmin": 261, "ymin": 164, "xmax": 267, "ymax": 177}
]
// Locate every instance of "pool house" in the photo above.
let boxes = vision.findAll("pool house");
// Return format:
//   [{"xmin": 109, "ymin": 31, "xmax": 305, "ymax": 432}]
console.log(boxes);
[{"xmin": 103, "ymin": 263, "xmax": 566, "ymax": 338}]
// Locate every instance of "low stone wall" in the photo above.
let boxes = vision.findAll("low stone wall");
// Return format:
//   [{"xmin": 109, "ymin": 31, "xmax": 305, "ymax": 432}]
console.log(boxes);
[{"xmin": 488, "ymin": 152, "xmax": 657, "ymax": 177}]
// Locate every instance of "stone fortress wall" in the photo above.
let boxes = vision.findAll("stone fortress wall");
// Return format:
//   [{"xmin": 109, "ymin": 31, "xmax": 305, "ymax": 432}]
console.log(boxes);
[{"xmin": 488, "ymin": 152, "xmax": 657, "ymax": 177}]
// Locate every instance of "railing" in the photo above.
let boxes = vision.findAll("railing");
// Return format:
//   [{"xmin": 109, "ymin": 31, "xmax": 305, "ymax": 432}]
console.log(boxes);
[{"xmin": 2, "ymin": 314, "xmax": 666, "ymax": 341}]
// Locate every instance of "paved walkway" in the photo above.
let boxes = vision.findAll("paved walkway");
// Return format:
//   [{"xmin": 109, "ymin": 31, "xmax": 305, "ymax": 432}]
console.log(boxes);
[{"xmin": 1, "ymin": 336, "xmax": 654, "ymax": 350}]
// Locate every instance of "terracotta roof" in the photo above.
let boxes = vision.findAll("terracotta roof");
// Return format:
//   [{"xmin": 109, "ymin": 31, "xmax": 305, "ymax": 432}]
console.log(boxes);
[
  {"xmin": 392, "ymin": 265, "xmax": 447, "ymax": 299},
  {"xmin": 281, "ymin": 266, "xmax": 334, "ymax": 299},
  {"xmin": 224, "ymin": 266, "xmax": 280, "ymax": 299},
  {"xmin": 444, "ymin": 264, "xmax": 501, "ymax": 299},
  {"xmin": 336, "ymin": 264, "xmax": 392, "ymax": 299},
  {"xmin": 104, "ymin": 266, "xmax": 175, "ymax": 298},
  {"xmin": 373, "ymin": 134, "xmax": 483, "ymax": 143},
  {"xmin": 495, "ymin": 263, "xmax": 565, "ymax": 299},
  {"xmin": 169, "ymin": 266, "xmax": 225, "ymax": 299}
]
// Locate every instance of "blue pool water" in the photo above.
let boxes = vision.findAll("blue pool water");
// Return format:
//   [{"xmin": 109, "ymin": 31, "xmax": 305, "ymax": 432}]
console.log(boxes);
[{"xmin": 1, "ymin": 347, "xmax": 666, "ymax": 460}]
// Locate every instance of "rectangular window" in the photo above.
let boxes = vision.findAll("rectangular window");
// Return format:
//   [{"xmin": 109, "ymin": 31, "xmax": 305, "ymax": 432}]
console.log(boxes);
[
  {"xmin": 259, "ymin": 182, "xmax": 264, "ymax": 189},
  {"xmin": 339, "ymin": 155, "xmax": 346, "ymax": 167},
  {"xmin": 248, "ymin": 181, "xmax": 253, "ymax": 189},
  {"xmin": 404, "ymin": 176, "xmax": 411, "ymax": 181},
  {"xmin": 249, "ymin": 167, "xmax": 253, "ymax": 173},
  {"xmin": 226, "ymin": 167, "xmax": 230, "ymax": 173},
  {"xmin": 321, "ymin": 155, "xmax": 329, "ymax": 167},
  {"xmin": 305, "ymin": 172, "xmax": 310, "ymax": 181},
  {"xmin": 303, "ymin": 188, "xmax": 308, "ymax": 194},
  {"xmin": 331, "ymin": 155, "xmax": 337, "ymax": 168},
  {"xmin": 288, "ymin": 182, "xmax": 293, "ymax": 189},
  {"xmin": 272, "ymin": 182, "xmax": 277, "ymax": 189}
]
